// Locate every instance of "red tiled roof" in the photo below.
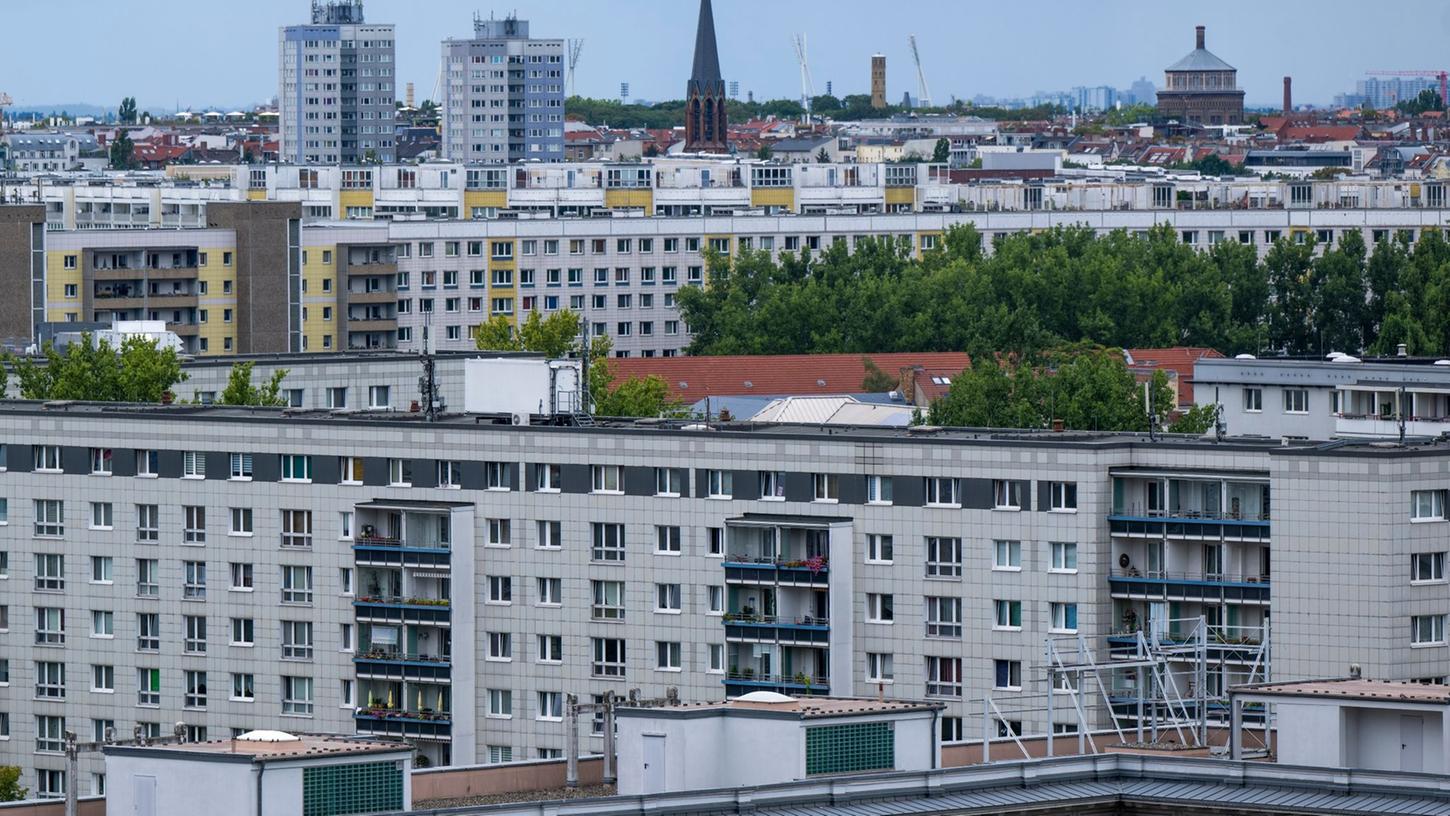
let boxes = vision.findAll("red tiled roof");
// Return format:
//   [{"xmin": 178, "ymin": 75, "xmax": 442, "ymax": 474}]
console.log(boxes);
[
  {"xmin": 607, "ymin": 352, "xmax": 972, "ymax": 400},
  {"xmin": 1281, "ymin": 125, "xmax": 1361, "ymax": 143},
  {"xmin": 1125, "ymin": 347, "xmax": 1225, "ymax": 405}
]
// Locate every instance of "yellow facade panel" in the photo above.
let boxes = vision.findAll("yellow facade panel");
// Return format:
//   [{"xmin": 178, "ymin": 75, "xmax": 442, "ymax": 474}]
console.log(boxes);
[
  {"xmin": 339, "ymin": 190, "xmax": 375, "ymax": 211},
  {"xmin": 196, "ymin": 244, "xmax": 238, "ymax": 356},
  {"xmin": 246, "ymin": 189, "xmax": 268, "ymax": 202},
  {"xmin": 464, "ymin": 191, "xmax": 508, "ymax": 216},
  {"xmin": 750, "ymin": 188, "xmax": 795, "ymax": 209},
  {"xmin": 884, "ymin": 187, "xmax": 916, "ymax": 207},
  {"xmin": 45, "ymin": 252, "xmax": 83, "ymax": 322},
  {"xmin": 604, "ymin": 189, "xmax": 654, "ymax": 210}
]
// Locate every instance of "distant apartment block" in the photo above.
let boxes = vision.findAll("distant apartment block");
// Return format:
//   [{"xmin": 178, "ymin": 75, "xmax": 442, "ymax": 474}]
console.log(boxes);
[
  {"xmin": 441, "ymin": 15, "xmax": 565, "ymax": 164},
  {"xmin": 278, "ymin": 0, "xmax": 396, "ymax": 164}
]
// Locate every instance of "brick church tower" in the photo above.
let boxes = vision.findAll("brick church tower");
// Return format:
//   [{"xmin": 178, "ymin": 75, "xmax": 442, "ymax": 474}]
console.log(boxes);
[{"xmin": 684, "ymin": 0, "xmax": 728, "ymax": 153}]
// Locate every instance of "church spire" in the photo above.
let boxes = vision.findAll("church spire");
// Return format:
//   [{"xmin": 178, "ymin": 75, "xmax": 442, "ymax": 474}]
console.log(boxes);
[
  {"xmin": 684, "ymin": 0, "xmax": 727, "ymax": 152},
  {"xmin": 690, "ymin": 0, "xmax": 722, "ymax": 89}
]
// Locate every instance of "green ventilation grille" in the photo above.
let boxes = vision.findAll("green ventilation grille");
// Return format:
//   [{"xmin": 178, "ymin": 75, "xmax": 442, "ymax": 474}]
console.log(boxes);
[
  {"xmin": 302, "ymin": 761, "xmax": 404, "ymax": 816},
  {"xmin": 805, "ymin": 721, "xmax": 894, "ymax": 775}
]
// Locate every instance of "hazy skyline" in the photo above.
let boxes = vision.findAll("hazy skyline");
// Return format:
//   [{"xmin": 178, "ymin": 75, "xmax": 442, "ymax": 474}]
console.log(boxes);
[{"xmin": 7, "ymin": 0, "xmax": 1450, "ymax": 112}]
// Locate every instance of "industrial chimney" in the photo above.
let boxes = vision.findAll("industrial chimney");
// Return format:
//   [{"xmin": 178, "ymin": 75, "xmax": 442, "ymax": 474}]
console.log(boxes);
[
  {"xmin": 1283, "ymin": 77, "xmax": 1292, "ymax": 114},
  {"xmin": 1195, "ymin": 25, "xmax": 1205, "ymax": 50}
]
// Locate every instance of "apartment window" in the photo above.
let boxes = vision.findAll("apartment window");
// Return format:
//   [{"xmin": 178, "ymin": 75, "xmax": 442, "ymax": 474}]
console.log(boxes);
[
  {"xmin": 36, "ymin": 714, "xmax": 66, "ymax": 752},
  {"xmin": 989, "ymin": 659, "xmax": 1024, "ymax": 691},
  {"xmin": 1413, "ymin": 552, "xmax": 1447, "ymax": 583},
  {"xmin": 136, "ymin": 450, "xmax": 158, "ymax": 476},
  {"xmin": 231, "ymin": 673, "xmax": 255, "ymax": 701},
  {"xmin": 759, "ymin": 471, "xmax": 785, "ymax": 499},
  {"xmin": 35, "ymin": 607, "xmax": 64, "ymax": 645},
  {"xmin": 536, "ymin": 691, "xmax": 564, "ymax": 721},
  {"xmin": 437, "ymin": 460, "xmax": 462, "ymax": 488},
  {"xmin": 282, "ymin": 620, "xmax": 313, "ymax": 660},
  {"xmin": 90, "ymin": 502, "xmax": 112, "ymax": 530},
  {"xmin": 182, "ymin": 451, "xmax": 205, "ymax": 478},
  {"xmin": 1049, "ymin": 481, "xmax": 1078, "ymax": 511},
  {"xmin": 34, "ymin": 499, "xmax": 63, "ymax": 537},
  {"xmin": 137, "ymin": 612, "xmax": 159, "ymax": 650},
  {"xmin": 183, "ymin": 616, "xmax": 206, "ymax": 653},
  {"xmin": 592, "ymin": 580, "xmax": 626, "ymax": 620},
  {"xmin": 813, "ymin": 473, "xmax": 840, "ymax": 502},
  {"xmin": 866, "ymin": 475, "xmax": 893, "ymax": 504},
  {"xmin": 989, "ymin": 540, "xmax": 1023, "ymax": 572},
  {"xmin": 862, "ymin": 652, "xmax": 894, "ymax": 684},
  {"xmin": 994, "ymin": 600, "xmax": 1023, "ymax": 630},
  {"xmin": 487, "ymin": 689, "xmax": 513, "ymax": 719},
  {"xmin": 229, "ymin": 562, "xmax": 253, "ymax": 591},
  {"xmin": 1243, "ymin": 387, "xmax": 1263, "ymax": 412},
  {"xmin": 487, "ymin": 575, "xmax": 513, "ymax": 604},
  {"xmin": 282, "ymin": 676, "xmax": 313, "ymax": 715},
  {"xmin": 278, "ymin": 513, "xmax": 313, "ymax": 553},
  {"xmin": 591, "ymin": 523, "xmax": 625, "ymax": 562},
  {"xmin": 184, "ymin": 671, "xmax": 207, "ymax": 709},
  {"xmin": 488, "ymin": 632, "xmax": 513, "ymax": 661},
  {"xmin": 281, "ymin": 565, "xmax": 313, "ymax": 604},
  {"xmin": 230, "ymin": 508, "xmax": 254, "ymax": 535},
  {"xmin": 137, "ymin": 668, "xmax": 160, "ymax": 706},
  {"xmin": 34, "ymin": 553, "xmax": 63, "ymax": 591},
  {"xmin": 993, "ymin": 480, "xmax": 1023, "ymax": 510},
  {"xmin": 926, "ymin": 596, "xmax": 962, "ymax": 638},
  {"xmin": 1051, "ymin": 542, "xmax": 1079, "ymax": 572},
  {"xmin": 925, "ymin": 656, "xmax": 962, "ymax": 698},
  {"xmin": 655, "ymin": 641, "xmax": 682, "ymax": 671},
  {"xmin": 1414, "ymin": 614, "xmax": 1447, "ymax": 645},
  {"xmin": 133, "ymin": 504, "xmax": 159, "ymax": 542},
  {"xmin": 327, "ymin": 387, "xmax": 347, "ymax": 409},
  {"xmin": 708, "ymin": 527, "xmax": 724, "ymax": 556},
  {"xmin": 340, "ymin": 456, "xmax": 364, "ymax": 484},
  {"xmin": 536, "ymin": 520, "xmax": 562, "ymax": 550},
  {"xmin": 591, "ymin": 464, "xmax": 622, "ymax": 493},
  {"xmin": 941, "ymin": 716, "xmax": 964, "ymax": 744},
  {"xmin": 866, "ymin": 534, "xmax": 893, "ymax": 564},
  {"xmin": 90, "ymin": 556, "xmax": 112, "ymax": 584},
  {"xmin": 655, "ymin": 525, "xmax": 682, "ymax": 554},
  {"xmin": 1283, "ymin": 388, "xmax": 1309, "ymax": 414},
  {"xmin": 388, "ymin": 458, "xmax": 411, "ymax": 486},
  {"xmin": 926, "ymin": 536, "xmax": 963, "ymax": 578},
  {"xmin": 230, "ymin": 618, "xmax": 254, "ymax": 646},
  {"xmin": 866, "ymin": 593, "xmax": 894, "ymax": 623},
  {"xmin": 229, "ymin": 453, "xmax": 253, "ymax": 479},
  {"xmin": 535, "ymin": 463, "xmax": 561, "ymax": 491},
  {"xmin": 538, "ymin": 634, "xmax": 563, "ymax": 663},
  {"xmin": 925, "ymin": 477, "xmax": 958, "ymax": 507},
  {"xmin": 92, "ymin": 665, "xmax": 114, "ymax": 692},
  {"xmin": 1413, "ymin": 489, "xmax": 1447, "ymax": 521},
  {"xmin": 536, "ymin": 577, "xmax": 561, "ymax": 606},
  {"xmin": 655, "ymin": 583, "xmax": 682, "ymax": 613},
  {"xmin": 281, "ymin": 454, "xmax": 312, "ymax": 482},
  {"xmin": 592, "ymin": 637, "xmax": 627, "ymax": 677},
  {"xmin": 33, "ymin": 445, "xmax": 60, "ymax": 471},
  {"xmin": 1050, "ymin": 602, "xmax": 1079, "ymax": 633},
  {"xmin": 136, "ymin": 559, "xmax": 158, "ymax": 597},
  {"xmin": 707, "ymin": 469, "xmax": 733, "ymax": 498},
  {"xmin": 655, "ymin": 467, "xmax": 683, "ymax": 496},
  {"xmin": 182, "ymin": 561, "xmax": 206, "ymax": 599},
  {"xmin": 183, "ymin": 506, "xmax": 206, "ymax": 544}
]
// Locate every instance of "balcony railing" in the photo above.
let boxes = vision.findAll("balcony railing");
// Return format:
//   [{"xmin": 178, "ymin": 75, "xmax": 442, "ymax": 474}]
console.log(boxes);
[
  {"xmin": 723, "ymin": 615, "xmax": 830, "ymax": 646},
  {"xmin": 1111, "ymin": 504, "xmax": 1270, "ymax": 522},
  {"xmin": 724, "ymin": 671, "xmax": 829, "ymax": 694},
  {"xmin": 353, "ymin": 597, "xmax": 451, "ymax": 625},
  {"xmin": 1108, "ymin": 511, "xmax": 1269, "ymax": 543},
  {"xmin": 1109, "ymin": 569, "xmax": 1270, "ymax": 604},
  {"xmin": 353, "ymin": 538, "xmax": 451, "ymax": 568},
  {"xmin": 353, "ymin": 650, "xmax": 452, "ymax": 683},
  {"xmin": 723, "ymin": 556, "xmax": 829, "ymax": 587},
  {"xmin": 354, "ymin": 709, "xmax": 452, "ymax": 740}
]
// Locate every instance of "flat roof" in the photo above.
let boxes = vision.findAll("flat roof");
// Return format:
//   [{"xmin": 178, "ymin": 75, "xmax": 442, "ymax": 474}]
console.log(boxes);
[
  {"xmin": 103, "ymin": 733, "xmax": 410, "ymax": 764},
  {"xmin": 618, "ymin": 696, "xmax": 943, "ymax": 720},
  {"xmin": 1233, "ymin": 678, "xmax": 1450, "ymax": 705}
]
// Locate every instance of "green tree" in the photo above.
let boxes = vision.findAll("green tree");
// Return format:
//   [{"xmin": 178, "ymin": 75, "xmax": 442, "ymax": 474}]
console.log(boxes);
[
  {"xmin": 1169, "ymin": 403, "xmax": 1218, "ymax": 435},
  {"xmin": 584, "ymin": 336, "xmax": 685, "ymax": 418},
  {"xmin": 475, "ymin": 309, "xmax": 583, "ymax": 358},
  {"xmin": 815, "ymin": 147, "xmax": 830, "ymax": 163},
  {"xmin": 860, "ymin": 357, "xmax": 898, "ymax": 392},
  {"xmin": 1398, "ymin": 88, "xmax": 1444, "ymax": 115},
  {"xmin": 118, "ymin": 96, "xmax": 138, "ymax": 124},
  {"xmin": 217, "ymin": 361, "xmax": 289, "ymax": 406},
  {"xmin": 931, "ymin": 138, "xmax": 950, "ymax": 163},
  {"xmin": 755, "ymin": 144, "xmax": 772, "ymax": 160},
  {"xmin": 109, "ymin": 130, "xmax": 136, "ymax": 169},
  {"xmin": 473, "ymin": 315, "xmax": 517, "ymax": 351},
  {"xmin": 11, "ymin": 335, "xmax": 185, "ymax": 402},
  {"xmin": 0, "ymin": 766, "xmax": 27, "ymax": 802}
]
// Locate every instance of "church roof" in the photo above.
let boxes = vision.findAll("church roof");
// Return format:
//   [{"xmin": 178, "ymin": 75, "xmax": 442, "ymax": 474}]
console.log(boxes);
[
  {"xmin": 690, "ymin": 0, "xmax": 722, "ymax": 86},
  {"xmin": 1167, "ymin": 48, "xmax": 1236, "ymax": 73}
]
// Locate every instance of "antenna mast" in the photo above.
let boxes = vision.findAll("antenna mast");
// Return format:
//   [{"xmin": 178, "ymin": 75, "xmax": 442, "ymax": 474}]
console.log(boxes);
[
  {"xmin": 567, "ymin": 39, "xmax": 585, "ymax": 98},
  {"xmin": 792, "ymin": 34, "xmax": 814, "ymax": 124},
  {"xmin": 909, "ymin": 35, "xmax": 932, "ymax": 108}
]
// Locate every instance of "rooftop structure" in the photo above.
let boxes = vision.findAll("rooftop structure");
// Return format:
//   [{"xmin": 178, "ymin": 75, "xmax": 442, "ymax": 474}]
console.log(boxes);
[
  {"xmin": 278, "ymin": 0, "xmax": 396, "ymax": 164},
  {"xmin": 1157, "ymin": 26, "xmax": 1245, "ymax": 126},
  {"xmin": 683, "ymin": 0, "xmax": 727, "ymax": 153},
  {"xmin": 441, "ymin": 15, "xmax": 565, "ymax": 164}
]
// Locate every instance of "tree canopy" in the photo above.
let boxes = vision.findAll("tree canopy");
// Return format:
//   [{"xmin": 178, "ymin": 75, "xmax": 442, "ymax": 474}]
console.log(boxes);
[
  {"xmin": 0, "ymin": 766, "xmax": 26, "ymax": 802},
  {"xmin": 109, "ymin": 130, "xmax": 136, "ymax": 170},
  {"xmin": 679, "ymin": 223, "xmax": 1450, "ymax": 359},
  {"xmin": 11, "ymin": 335, "xmax": 185, "ymax": 402},
  {"xmin": 216, "ymin": 361, "xmax": 289, "ymax": 406}
]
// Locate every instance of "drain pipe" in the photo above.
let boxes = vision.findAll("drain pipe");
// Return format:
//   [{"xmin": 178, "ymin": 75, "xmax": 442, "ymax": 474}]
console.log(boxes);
[{"xmin": 255, "ymin": 763, "xmax": 266, "ymax": 816}]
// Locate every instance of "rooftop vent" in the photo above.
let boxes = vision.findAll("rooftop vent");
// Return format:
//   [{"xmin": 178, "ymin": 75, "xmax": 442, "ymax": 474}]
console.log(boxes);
[{"xmin": 1235, "ymin": 353, "xmax": 1256, "ymax": 360}]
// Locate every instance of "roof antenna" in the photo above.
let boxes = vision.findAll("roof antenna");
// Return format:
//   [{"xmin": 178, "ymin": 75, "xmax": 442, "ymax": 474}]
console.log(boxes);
[{"xmin": 418, "ymin": 311, "xmax": 444, "ymax": 421}]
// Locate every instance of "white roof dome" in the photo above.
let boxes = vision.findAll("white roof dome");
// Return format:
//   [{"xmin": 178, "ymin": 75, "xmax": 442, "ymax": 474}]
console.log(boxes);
[
  {"xmin": 235, "ymin": 730, "xmax": 300, "ymax": 742},
  {"xmin": 734, "ymin": 691, "xmax": 795, "ymax": 704}
]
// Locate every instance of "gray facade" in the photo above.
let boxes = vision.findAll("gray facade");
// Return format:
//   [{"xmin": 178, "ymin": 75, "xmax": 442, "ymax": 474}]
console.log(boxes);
[
  {"xmin": 441, "ymin": 16, "xmax": 565, "ymax": 164},
  {"xmin": 279, "ymin": 1, "xmax": 396, "ymax": 164},
  {"xmin": 0, "ymin": 404, "xmax": 1448, "ymax": 795}
]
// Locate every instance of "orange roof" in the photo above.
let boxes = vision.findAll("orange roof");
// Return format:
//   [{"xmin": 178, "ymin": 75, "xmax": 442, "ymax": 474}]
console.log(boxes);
[
  {"xmin": 1125, "ymin": 347, "xmax": 1225, "ymax": 405},
  {"xmin": 608, "ymin": 352, "xmax": 972, "ymax": 400}
]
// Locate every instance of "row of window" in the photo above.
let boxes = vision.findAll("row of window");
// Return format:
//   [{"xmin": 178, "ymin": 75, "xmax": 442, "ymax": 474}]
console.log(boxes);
[{"xmin": 862, "ymin": 594, "xmax": 1078, "ymax": 633}]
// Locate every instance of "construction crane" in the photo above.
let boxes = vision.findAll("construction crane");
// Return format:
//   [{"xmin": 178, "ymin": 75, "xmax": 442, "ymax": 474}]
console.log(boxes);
[
  {"xmin": 792, "ymin": 34, "xmax": 814, "ymax": 125},
  {"xmin": 1366, "ymin": 70, "xmax": 1448, "ymax": 106},
  {"xmin": 567, "ymin": 39, "xmax": 584, "ymax": 98},
  {"xmin": 909, "ymin": 35, "xmax": 932, "ymax": 109}
]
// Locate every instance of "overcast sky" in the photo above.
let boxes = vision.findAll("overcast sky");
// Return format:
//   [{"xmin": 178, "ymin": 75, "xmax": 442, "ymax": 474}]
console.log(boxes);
[{"xmin": 8, "ymin": 0, "xmax": 1450, "ymax": 111}]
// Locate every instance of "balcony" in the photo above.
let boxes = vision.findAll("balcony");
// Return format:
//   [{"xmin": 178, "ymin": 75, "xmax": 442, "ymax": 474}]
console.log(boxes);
[
  {"xmin": 722, "ymin": 614, "xmax": 830, "ymax": 647},
  {"xmin": 352, "ymin": 536, "xmax": 451, "ymax": 569},
  {"xmin": 723, "ymin": 671, "xmax": 829, "ymax": 697},
  {"xmin": 354, "ymin": 708, "xmax": 451, "ymax": 740},
  {"xmin": 353, "ymin": 597, "xmax": 451, "ymax": 626},
  {"xmin": 346, "ymin": 289, "xmax": 397, "ymax": 305},
  {"xmin": 347, "ymin": 261, "xmax": 398, "ymax": 276},
  {"xmin": 723, "ymin": 557, "xmax": 829, "ymax": 588},
  {"xmin": 353, "ymin": 650, "xmax": 452, "ymax": 683},
  {"xmin": 1108, "ymin": 569, "xmax": 1270, "ymax": 605},
  {"xmin": 93, "ymin": 265, "xmax": 199, "ymax": 281},
  {"xmin": 1108, "ymin": 508, "xmax": 1269, "ymax": 543},
  {"xmin": 347, "ymin": 318, "xmax": 398, "ymax": 333}
]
